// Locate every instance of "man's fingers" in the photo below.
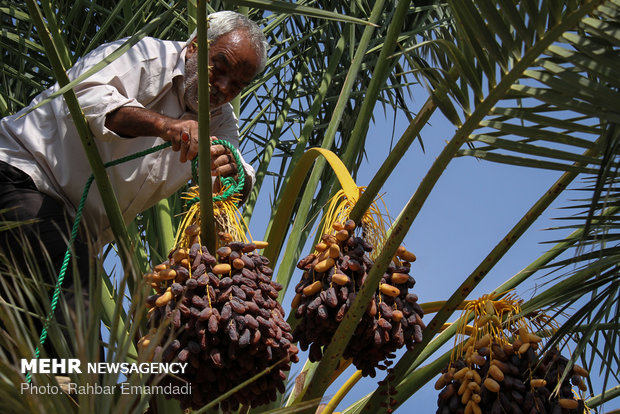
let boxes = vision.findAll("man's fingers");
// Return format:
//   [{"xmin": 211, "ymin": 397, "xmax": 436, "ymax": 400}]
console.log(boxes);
[
  {"xmin": 171, "ymin": 130, "xmax": 184, "ymax": 152},
  {"xmin": 179, "ymin": 136, "xmax": 189, "ymax": 163},
  {"xmin": 212, "ymin": 153, "xmax": 233, "ymax": 168},
  {"xmin": 186, "ymin": 135, "xmax": 199, "ymax": 161},
  {"xmin": 179, "ymin": 131, "xmax": 198, "ymax": 163},
  {"xmin": 213, "ymin": 163, "xmax": 237, "ymax": 178},
  {"xmin": 173, "ymin": 132, "xmax": 228, "ymax": 164},
  {"xmin": 211, "ymin": 153, "xmax": 237, "ymax": 177},
  {"xmin": 210, "ymin": 144, "xmax": 227, "ymax": 157}
]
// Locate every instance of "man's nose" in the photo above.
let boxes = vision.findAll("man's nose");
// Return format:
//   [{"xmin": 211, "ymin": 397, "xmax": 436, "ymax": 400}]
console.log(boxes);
[{"xmin": 215, "ymin": 76, "xmax": 230, "ymax": 94}]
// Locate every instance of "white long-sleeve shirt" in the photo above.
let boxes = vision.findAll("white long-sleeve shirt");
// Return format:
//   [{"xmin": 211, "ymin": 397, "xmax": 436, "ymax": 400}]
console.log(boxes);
[{"xmin": 0, "ymin": 37, "xmax": 254, "ymax": 246}]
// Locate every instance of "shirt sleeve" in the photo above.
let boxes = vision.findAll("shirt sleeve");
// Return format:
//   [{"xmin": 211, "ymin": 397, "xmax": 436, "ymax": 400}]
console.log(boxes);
[
  {"xmin": 73, "ymin": 82, "xmax": 145, "ymax": 142},
  {"xmin": 66, "ymin": 38, "xmax": 173, "ymax": 142}
]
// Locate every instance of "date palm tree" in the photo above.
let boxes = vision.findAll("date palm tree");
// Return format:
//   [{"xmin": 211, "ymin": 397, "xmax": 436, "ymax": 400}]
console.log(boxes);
[{"xmin": 0, "ymin": 0, "xmax": 618, "ymax": 413}]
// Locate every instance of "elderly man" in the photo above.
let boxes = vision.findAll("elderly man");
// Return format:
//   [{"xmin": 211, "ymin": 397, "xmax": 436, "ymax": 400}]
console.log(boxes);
[{"xmin": 0, "ymin": 11, "xmax": 267, "ymax": 344}]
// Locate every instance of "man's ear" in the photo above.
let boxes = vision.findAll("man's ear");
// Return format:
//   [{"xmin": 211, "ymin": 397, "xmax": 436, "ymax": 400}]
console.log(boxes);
[{"xmin": 187, "ymin": 38, "xmax": 198, "ymax": 56}]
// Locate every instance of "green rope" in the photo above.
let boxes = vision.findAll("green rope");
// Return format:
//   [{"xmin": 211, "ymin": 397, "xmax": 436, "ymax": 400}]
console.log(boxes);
[
  {"xmin": 26, "ymin": 141, "xmax": 170, "ymax": 382},
  {"xmin": 185, "ymin": 139, "xmax": 246, "ymax": 207}
]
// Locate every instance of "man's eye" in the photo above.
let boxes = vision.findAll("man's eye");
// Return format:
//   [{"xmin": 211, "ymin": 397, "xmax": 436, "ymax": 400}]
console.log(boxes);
[{"xmin": 216, "ymin": 55, "xmax": 229, "ymax": 68}]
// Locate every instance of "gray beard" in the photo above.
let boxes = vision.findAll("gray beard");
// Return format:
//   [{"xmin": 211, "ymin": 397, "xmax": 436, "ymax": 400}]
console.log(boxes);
[{"xmin": 184, "ymin": 53, "xmax": 199, "ymax": 113}]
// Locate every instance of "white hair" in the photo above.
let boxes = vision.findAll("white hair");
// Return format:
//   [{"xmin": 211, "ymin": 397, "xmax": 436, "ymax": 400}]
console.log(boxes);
[{"xmin": 187, "ymin": 11, "xmax": 268, "ymax": 72}]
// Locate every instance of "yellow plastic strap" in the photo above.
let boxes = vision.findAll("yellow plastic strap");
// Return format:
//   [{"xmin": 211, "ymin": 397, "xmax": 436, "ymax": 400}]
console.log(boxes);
[{"xmin": 263, "ymin": 148, "xmax": 360, "ymax": 264}]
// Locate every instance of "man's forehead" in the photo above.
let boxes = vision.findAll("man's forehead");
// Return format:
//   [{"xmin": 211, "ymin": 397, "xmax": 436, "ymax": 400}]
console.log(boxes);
[
  {"xmin": 211, "ymin": 30, "xmax": 260, "ymax": 74},
  {"xmin": 212, "ymin": 30, "xmax": 253, "ymax": 52}
]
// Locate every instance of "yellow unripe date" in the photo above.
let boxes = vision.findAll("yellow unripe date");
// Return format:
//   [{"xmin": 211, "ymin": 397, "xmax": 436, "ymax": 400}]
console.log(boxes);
[
  {"xmin": 315, "ymin": 242, "xmax": 328, "ymax": 252},
  {"xmin": 291, "ymin": 293, "xmax": 302, "ymax": 309},
  {"xmin": 471, "ymin": 370, "xmax": 482, "ymax": 385},
  {"xmin": 154, "ymin": 263, "xmax": 168, "ymax": 272},
  {"xmin": 390, "ymin": 272, "xmax": 409, "ymax": 284},
  {"xmin": 254, "ymin": 240, "xmax": 269, "ymax": 249},
  {"xmin": 558, "ymin": 399, "xmax": 579, "ymax": 409},
  {"xmin": 573, "ymin": 365, "xmax": 589, "ymax": 377},
  {"xmin": 478, "ymin": 314, "xmax": 494, "ymax": 327},
  {"xmin": 328, "ymin": 244, "xmax": 341, "ymax": 259},
  {"xmin": 461, "ymin": 388, "xmax": 472, "ymax": 405},
  {"xmin": 530, "ymin": 379, "xmax": 546, "ymax": 388},
  {"xmin": 303, "ymin": 280, "xmax": 322, "ymax": 296},
  {"xmin": 331, "ymin": 273, "xmax": 350, "ymax": 286},
  {"xmin": 392, "ymin": 309, "xmax": 404, "ymax": 322},
  {"xmin": 518, "ymin": 342, "xmax": 531, "ymax": 354},
  {"xmin": 315, "ymin": 258, "xmax": 335, "ymax": 273},
  {"xmin": 453, "ymin": 367, "xmax": 469, "ymax": 381},
  {"xmin": 232, "ymin": 258, "xmax": 245, "ymax": 270},
  {"xmin": 158, "ymin": 268, "xmax": 177, "ymax": 280},
  {"xmin": 475, "ymin": 334, "xmax": 491, "ymax": 348},
  {"xmin": 218, "ymin": 232, "xmax": 233, "ymax": 243},
  {"xmin": 467, "ymin": 381, "xmax": 480, "ymax": 393},
  {"xmin": 434, "ymin": 375, "xmax": 447, "ymax": 390},
  {"xmin": 155, "ymin": 291, "xmax": 173, "ymax": 307},
  {"xmin": 212, "ymin": 264, "xmax": 232, "ymax": 275},
  {"xmin": 483, "ymin": 378, "xmax": 500, "ymax": 393},
  {"xmin": 458, "ymin": 379, "xmax": 470, "ymax": 396},
  {"xmin": 491, "ymin": 359, "xmax": 509, "ymax": 373},
  {"xmin": 488, "ymin": 365, "xmax": 504, "ymax": 382},
  {"xmin": 396, "ymin": 246, "xmax": 416, "ymax": 262},
  {"xmin": 172, "ymin": 248, "xmax": 187, "ymax": 262},
  {"xmin": 379, "ymin": 283, "xmax": 400, "ymax": 297},
  {"xmin": 464, "ymin": 400, "xmax": 474, "ymax": 414},
  {"xmin": 335, "ymin": 229, "xmax": 349, "ymax": 242}
]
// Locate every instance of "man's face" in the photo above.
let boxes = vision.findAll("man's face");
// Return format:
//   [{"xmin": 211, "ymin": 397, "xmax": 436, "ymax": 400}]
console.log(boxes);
[{"xmin": 184, "ymin": 30, "xmax": 260, "ymax": 112}]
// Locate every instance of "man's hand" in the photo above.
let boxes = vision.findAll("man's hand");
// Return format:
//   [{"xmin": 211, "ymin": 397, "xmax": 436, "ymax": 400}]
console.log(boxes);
[
  {"xmin": 163, "ymin": 118, "xmax": 199, "ymax": 163},
  {"xmin": 105, "ymin": 106, "xmax": 200, "ymax": 163},
  {"xmin": 210, "ymin": 139, "xmax": 238, "ymax": 178}
]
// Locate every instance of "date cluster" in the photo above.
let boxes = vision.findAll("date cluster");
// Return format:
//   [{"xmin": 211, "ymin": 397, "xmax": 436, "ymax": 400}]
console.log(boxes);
[
  {"xmin": 292, "ymin": 219, "xmax": 423, "ymax": 377},
  {"xmin": 435, "ymin": 330, "xmax": 588, "ymax": 414},
  {"xmin": 141, "ymin": 228, "xmax": 299, "ymax": 412}
]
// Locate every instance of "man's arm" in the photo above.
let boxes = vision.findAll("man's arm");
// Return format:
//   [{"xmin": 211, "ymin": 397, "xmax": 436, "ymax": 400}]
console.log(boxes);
[
  {"xmin": 105, "ymin": 106, "xmax": 199, "ymax": 163},
  {"xmin": 105, "ymin": 106, "xmax": 251, "ymax": 202}
]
